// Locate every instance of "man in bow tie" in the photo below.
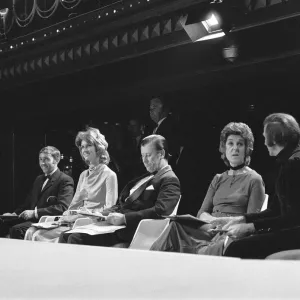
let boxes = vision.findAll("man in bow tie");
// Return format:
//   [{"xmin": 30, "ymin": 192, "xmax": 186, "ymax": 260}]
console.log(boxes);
[
  {"xmin": 0, "ymin": 146, "xmax": 74, "ymax": 239},
  {"xmin": 59, "ymin": 134, "xmax": 181, "ymax": 246}
]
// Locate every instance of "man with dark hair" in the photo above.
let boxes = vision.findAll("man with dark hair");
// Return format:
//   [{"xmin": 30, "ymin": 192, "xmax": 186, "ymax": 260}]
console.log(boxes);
[
  {"xmin": 0, "ymin": 146, "xmax": 74, "ymax": 239},
  {"xmin": 59, "ymin": 134, "xmax": 181, "ymax": 246},
  {"xmin": 149, "ymin": 96, "xmax": 182, "ymax": 169}
]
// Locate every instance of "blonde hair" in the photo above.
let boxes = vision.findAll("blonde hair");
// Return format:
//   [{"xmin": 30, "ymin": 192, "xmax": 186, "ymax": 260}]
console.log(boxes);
[{"xmin": 75, "ymin": 127, "xmax": 110, "ymax": 165}]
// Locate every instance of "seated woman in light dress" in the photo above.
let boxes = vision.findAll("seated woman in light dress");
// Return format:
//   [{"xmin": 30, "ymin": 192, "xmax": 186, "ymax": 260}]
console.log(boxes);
[
  {"xmin": 25, "ymin": 127, "xmax": 118, "ymax": 242},
  {"xmin": 150, "ymin": 122, "xmax": 265, "ymax": 255}
]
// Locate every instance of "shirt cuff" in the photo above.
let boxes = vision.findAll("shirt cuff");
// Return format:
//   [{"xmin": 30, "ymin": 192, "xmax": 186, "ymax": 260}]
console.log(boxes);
[
  {"xmin": 34, "ymin": 207, "xmax": 38, "ymax": 219},
  {"xmin": 123, "ymin": 215, "xmax": 127, "ymax": 225}
]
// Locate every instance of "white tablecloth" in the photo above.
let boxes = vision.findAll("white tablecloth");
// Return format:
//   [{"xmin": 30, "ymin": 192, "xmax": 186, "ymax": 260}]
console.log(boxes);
[{"xmin": 1, "ymin": 238, "xmax": 300, "ymax": 299}]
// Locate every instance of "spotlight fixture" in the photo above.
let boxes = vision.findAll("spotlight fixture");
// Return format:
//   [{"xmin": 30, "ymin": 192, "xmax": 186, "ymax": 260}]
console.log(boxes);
[
  {"xmin": 181, "ymin": 1, "xmax": 239, "ymax": 42},
  {"xmin": 181, "ymin": 11, "xmax": 225, "ymax": 42},
  {"xmin": 0, "ymin": 8, "xmax": 9, "ymax": 17}
]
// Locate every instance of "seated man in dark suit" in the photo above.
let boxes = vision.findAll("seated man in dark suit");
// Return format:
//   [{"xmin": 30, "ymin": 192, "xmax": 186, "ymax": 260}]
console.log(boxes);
[
  {"xmin": 58, "ymin": 134, "xmax": 181, "ymax": 246},
  {"xmin": 1, "ymin": 146, "xmax": 74, "ymax": 239}
]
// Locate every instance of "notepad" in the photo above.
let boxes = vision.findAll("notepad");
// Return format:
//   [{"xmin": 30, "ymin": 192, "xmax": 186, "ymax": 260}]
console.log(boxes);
[{"xmin": 31, "ymin": 222, "xmax": 60, "ymax": 230}]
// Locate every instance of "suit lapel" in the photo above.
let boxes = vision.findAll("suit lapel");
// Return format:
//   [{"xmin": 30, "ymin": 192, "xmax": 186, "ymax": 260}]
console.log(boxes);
[
  {"xmin": 125, "ymin": 165, "xmax": 172, "ymax": 205},
  {"xmin": 40, "ymin": 169, "xmax": 60, "ymax": 195},
  {"xmin": 125, "ymin": 176, "xmax": 154, "ymax": 205}
]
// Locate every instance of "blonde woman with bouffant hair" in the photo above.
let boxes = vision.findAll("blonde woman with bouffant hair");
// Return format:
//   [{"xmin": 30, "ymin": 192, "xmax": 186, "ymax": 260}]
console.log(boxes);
[{"xmin": 75, "ymin": 127, "xmax": 110, "ymax": 166}]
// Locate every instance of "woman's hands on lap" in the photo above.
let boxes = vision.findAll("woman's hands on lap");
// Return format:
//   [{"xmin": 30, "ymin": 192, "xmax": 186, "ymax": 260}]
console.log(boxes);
[
  {"xmin": 210, "ymin": 216, "xmax": 234, "ymax": 229},
  {"xmin": 225, "ymin": 223, "xmax": 255, "ymax": 239},
  {"xmin": 223, "ymin": 217, "xmax": 255, "ymax": 239},
  {"xmin": 221, "ymin": 216, "xmax": 246, "ymax": 230}
]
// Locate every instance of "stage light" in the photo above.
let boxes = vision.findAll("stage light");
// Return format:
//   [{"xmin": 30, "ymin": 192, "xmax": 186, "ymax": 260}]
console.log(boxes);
[
  {"xmin": 181, "ymin": 1, "xmax": 238, "ymax": 42},
  {"xmin": 181, "ymin": 11, "xmax": 225, "ymax": 42},
  {"xmin": 0, "ymin": 8, "xmax": 9, "ymax": 17}
]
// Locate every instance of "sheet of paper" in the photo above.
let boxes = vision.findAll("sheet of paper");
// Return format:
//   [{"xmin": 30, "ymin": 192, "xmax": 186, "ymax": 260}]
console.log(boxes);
[
  {"xmin": 76, "ymin": 211, "xmax": 106, "ymax": 219},
  {"xmin": 31, "ymin": 222, "xmax": 60, "ymax": 229},
  {"xmin": 66, "ymin": 222, "xmax": 125, "ymax": 235}
]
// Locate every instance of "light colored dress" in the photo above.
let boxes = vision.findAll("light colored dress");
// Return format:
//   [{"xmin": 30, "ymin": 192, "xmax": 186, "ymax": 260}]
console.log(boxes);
[
  {"xmin": 197, "ymin": 168, "xmax": 265, "ymax": 217},
  {"xmin": 25, "ymin": 164, "xmax": 118, "ymax": 242}
]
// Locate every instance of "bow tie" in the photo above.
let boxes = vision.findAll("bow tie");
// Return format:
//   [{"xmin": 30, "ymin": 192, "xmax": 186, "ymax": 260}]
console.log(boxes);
[{"xmin": 44, "ymin": 175, "xmax": 51, "ymax": 181}]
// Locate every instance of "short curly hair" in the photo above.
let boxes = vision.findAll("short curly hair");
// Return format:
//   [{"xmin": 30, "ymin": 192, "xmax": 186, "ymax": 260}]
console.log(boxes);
[
  {"xmin": 75, "ymin": 127, "xmax": 110, "ymax": 165},
  {"xmin": 219, "ymin": 122, "xmax": 254, "ymax": 167}
]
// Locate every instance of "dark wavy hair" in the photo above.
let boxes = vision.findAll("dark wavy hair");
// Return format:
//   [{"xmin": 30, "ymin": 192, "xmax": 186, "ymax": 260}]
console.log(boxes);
[
  {"xmin": 219, "ymin": 122, "xmax": 254, "ymax": 167},
  {"xmin": 75, "ymin": 127, "xmax": 110, "ymax": 165},
  {"xmin": 263, "ymin": 113, "xmax": 300, "ymax": 149},
  {"xmin": 141, "ymin": 134, "xmax": 170, "ymax": 161}
]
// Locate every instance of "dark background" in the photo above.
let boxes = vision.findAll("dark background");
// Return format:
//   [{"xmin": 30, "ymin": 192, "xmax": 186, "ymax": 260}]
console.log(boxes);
[{"xmin": 1, "ymin": 12, "xmax": 300, "ymax": 216}]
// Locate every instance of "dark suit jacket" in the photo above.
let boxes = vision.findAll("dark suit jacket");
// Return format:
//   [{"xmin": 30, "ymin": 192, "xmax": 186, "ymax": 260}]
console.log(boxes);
[
  {"xmin": 155, "ymin": 115, "xmax": 182, "ymax": 168},
  {"xmin": 14, "ymin": 169, "xmax": 74, "ymax": 219},
  {"xmin": 105, "ymin": 165, "xmax": 180, "ymax": 230},
  {"xmin": 245, "ymin": 145, "xmax": 300, "ymax": 230}
]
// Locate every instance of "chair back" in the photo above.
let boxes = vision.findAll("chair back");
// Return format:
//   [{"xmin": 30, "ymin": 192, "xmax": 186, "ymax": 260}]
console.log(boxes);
[
  {"xmin": 129, "ymin": 195, "xmax": 181, "ymax": 250},
  {"xmin": 170, "ymin": 197, "xmax": 180, "ymax": 216},
  {"xmin": 261, "ymin": 194, "xmax": 269, "ymax": 211}
]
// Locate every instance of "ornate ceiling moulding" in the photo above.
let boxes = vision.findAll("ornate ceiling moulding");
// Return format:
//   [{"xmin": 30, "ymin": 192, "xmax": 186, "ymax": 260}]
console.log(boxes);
[
  {"xmin": 0, "ymin": 0, "xmax": 204, "ymax": 58},
  {"xmin": 0, "ymin": 0, "xmax": 293, "ymax": 89},
  {"xmin": 0, "ymin": 10, "xmax": 189, "ymax": 88}
]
